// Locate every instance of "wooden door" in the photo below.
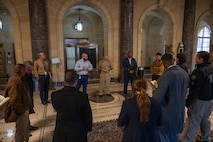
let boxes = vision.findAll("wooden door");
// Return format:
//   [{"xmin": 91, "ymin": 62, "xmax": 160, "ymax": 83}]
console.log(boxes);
[{"xmin": 0, "ymin": 44, "xmax": 6, "ymax": 77}]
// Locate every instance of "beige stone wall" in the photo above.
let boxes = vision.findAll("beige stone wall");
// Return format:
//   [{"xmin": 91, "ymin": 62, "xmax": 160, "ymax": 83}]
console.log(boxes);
[
  {"xmin": 134, "ymin": 0, "xmax": 185, "ymax": 67},
  {"xmin": 46, "ymin": 0, "xmax": 120, "ymax": 82},
  {"xmin": 1, "ymin": 0, "xmax": 32, "ymax": 64},
  {"xmin": 0, "ymin": 0, "xmax": 212, "ymax": 81}
]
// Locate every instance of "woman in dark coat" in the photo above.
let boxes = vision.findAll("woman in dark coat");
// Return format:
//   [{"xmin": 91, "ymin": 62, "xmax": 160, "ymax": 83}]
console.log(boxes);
[{"xmin": 118, "ymin": 77, "xmax": 162, "ymax": 142}]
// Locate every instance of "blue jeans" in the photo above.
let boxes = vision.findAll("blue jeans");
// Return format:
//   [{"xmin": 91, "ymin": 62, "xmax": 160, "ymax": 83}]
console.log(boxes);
[
  {"xmin": 183, "ymin": 99, "xmax": 213, "ymax": 142},
  {"xmin": 76, "ymin": 75, "xmax": 88, "ymax": 94},
  {"xmin": 159, "ymin": 132, "xmax": 178, "ymax": 142}
]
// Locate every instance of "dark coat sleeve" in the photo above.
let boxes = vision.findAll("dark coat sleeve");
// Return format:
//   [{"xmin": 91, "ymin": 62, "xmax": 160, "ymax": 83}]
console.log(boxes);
[
  {"xmin": 7, "ymin": 78, "xmax": 29, "ymax": 115},
  {"xmin": 117, "ymin": 100, "xmax": 128, "ymax": 126},
  {"xmin": 123, "ymin": 58, "xmax": 129, "ymax": 72},
  {"xmin": 186, "ymin": 69, "xmax": 203, "ymax": 107},
  {"xmin": 83, "ymin": 94, "xmax": 93, "ymax": 131},
  {"xmin": 152, "ymin": 74, "xmax": 170, "ymax": 106},
  {"xmin": 51, "ymin": 92, "xmax": 58, "ymax": 111},
  {"xmin": 132, "ymin": 58, "xmax": 138, "ymax": 73}
]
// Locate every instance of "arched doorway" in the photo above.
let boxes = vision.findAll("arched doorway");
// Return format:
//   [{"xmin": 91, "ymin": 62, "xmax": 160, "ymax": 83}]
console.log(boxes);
[
  {"xmin": 141, "ymin": 8, "xmax": 173, "ymax": 68},
  {"xmin": 63, "ymin": 5, "xmax": 104, "ymax": 78},
  {"xmin": 0, "ymin": 2, "xmax": 14, "ymax": 77}
]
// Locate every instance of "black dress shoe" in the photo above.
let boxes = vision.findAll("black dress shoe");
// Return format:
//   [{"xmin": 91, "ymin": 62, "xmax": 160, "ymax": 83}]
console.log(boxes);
[
  {"xmin": 47, "ymin": 100, "xmax": 50, "ymax": 103},
  {"xmin": 29, "ymin": 126, "xmax": 38, "ymax": 131},
  {"xmin": 106, "ymin": 94, "xmax": 112, "ymax": 96}
]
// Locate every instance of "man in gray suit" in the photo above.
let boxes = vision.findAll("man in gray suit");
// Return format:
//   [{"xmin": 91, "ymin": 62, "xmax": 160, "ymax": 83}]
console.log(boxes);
[{"xmin": 152, "ymin": 53, "xmax": 189, "ymax": 142}]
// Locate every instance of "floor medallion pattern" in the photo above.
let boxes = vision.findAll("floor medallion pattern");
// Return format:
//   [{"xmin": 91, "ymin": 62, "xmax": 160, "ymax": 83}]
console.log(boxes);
[{"xmin": 1, "ymin": 82, "xmax": 213, "ymax": 142}]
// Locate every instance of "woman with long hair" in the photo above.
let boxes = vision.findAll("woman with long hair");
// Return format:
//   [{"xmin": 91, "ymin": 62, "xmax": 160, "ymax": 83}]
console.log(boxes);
[{"xmin": 118, "ymin": 76, "xmax": 162, "ymax": 142}]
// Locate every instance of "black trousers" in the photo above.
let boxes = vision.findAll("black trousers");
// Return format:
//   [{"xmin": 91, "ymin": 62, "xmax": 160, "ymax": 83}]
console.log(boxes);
[{"xmin": 38, "ymin": 75, "xmax": 49, "ymax": 104}]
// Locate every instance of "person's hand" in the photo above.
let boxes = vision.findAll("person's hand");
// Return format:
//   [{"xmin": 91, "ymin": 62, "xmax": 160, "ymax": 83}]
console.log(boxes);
[
  {"xmin": 186, "ymin": 105, "xmax": 192, "ymax": 110},
  {"xmin": 83, "ymin": 66, "xmax": 88, "ymax": 70},
  {"xmin": 33, "ymin": 75, "xmax": 39, "ymax": 81},
  {"xmin": 103, "ymin": 68, "xmax": 109, "ymax": 72},
  {"xmin": 150, "ymin": 80, "xmax": 158, "ymax": 89},
  {"xmin": 150, "ymin": 83, "xmax": 156, "ymax": 90}
]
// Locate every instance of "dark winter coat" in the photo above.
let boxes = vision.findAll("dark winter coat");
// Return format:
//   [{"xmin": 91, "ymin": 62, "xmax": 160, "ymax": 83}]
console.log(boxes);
[{"xmin": 51, "ymin": 86, "xmax": 92, "ymax": 142}]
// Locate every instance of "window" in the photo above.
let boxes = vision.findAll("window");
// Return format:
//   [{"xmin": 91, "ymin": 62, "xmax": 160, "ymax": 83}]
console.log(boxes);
[
  {"xmin": 197, "ymin": 25, "xmax": 211, "ymax": 52},
  {"xmin": 0, "ymin": 19, "xmax": 2, "ymax": 30}
]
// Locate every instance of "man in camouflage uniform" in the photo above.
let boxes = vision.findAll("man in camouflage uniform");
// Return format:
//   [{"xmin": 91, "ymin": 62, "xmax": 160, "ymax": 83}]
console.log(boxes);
[{"xmin": 98, "ymin": 55, "xmax": 113, "ymax": 97}]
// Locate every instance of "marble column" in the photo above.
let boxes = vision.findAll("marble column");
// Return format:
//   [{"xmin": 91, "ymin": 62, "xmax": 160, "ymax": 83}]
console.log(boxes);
[
  {"xmin": 182, "ymin": 0, "xmax": 196, "ymax": 70},
  {"xmin": 29, "ymin": 0, "xmax": 49, "ymax": 60},
  {"xmin": 119, "ymin": 0, "xmax": 133, "ymax": 82}
]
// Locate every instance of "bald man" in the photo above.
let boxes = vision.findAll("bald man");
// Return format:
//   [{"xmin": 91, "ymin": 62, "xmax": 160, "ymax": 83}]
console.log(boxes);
[
  {"xmin": 123, "ymin": 51, "xmax": 137, "ymax": 97},
  {"xmin": 74, "ymin": 53, "xmax": 93, "ymax": 94},
  {"xmin": 98, "ymin": 55, "xmax": 113, "ymax": 96}
]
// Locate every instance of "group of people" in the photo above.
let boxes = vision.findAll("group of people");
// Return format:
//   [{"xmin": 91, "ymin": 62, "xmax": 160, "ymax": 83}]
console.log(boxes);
[
  {"xmin": 118, "ymin": 51, "xmax": 213, "ymax": 142},
  {"xmin": 3, "ymin": 51, "xmax": 51, "ymax": 142},
  {"xmin": 74, "ymin": 53, "xmax": 114, "ymax": 96},
  {"xmin": 2, "ymin": 51, "xmax": 112, "ymax": 142},
  {"xmin": 75, "ymin": 50, "xmax": 139, "ymax": 98},
  {"xmin": 51, "ymin": 50, "xmax": 213, "ymax": 142},
  {"xmin": 2, "ymin": 50, "xmax": 213, "ymax": 142},
  {"xmin": 3, "ymin": 63, "xmax": 38, "ymax": 142}
]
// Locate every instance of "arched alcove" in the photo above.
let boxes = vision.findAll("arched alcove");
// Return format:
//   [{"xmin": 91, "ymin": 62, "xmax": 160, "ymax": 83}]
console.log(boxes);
[
  {"xmin": 0, "ymin": 2, "xmax": 15, "ymax": 77},
  {"xmin": 63, "ymin": 5, "xmax": 104, "ymax": 70},
  {"xmin": 141, "ymin": 8, "xmax": 173, "ymax": 67},
  {"xmin": 54, "ymin": 1, "xmax": 115, "ymax": 81},
  {"xmin": 195, "ymin": 12, "xmax": 213, "ymax": 66}
]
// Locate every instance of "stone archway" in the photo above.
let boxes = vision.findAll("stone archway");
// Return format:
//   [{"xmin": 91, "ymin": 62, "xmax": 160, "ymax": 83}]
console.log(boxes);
[
  {"xmin": 63, "ymin": 5, "xmax": 104, "ymax": 71},
  {"xmin": 0, "ymin": 1, "xmax": 22, "ymax": 75},
  {"xmin": 51, "ymin": 0, "xmax": 114, "ymax": 82},
  {"xmin": 0, "ymin": 0, "xmax": 31, "ymax": 64},
  {"xmin": 141, "ymin": 8, "xmax": 174, "ymax": 67},
  {"xmin": 136, "ymin": 5, "xmax": 177, "ymax": 68}
]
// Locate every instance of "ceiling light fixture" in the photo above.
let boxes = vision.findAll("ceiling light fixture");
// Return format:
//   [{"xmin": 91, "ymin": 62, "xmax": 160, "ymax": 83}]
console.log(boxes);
[{"xmin": 74, "ymin": 9, "xmax": 83, "ymax": 32}]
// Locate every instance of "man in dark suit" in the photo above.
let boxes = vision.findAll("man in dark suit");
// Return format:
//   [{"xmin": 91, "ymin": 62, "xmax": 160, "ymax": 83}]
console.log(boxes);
[
  {"xmin": 123, "ymin": 51, "xmax": 137, "ymax": 97},
  {"xmin": 51, "ymin": 70, "xmax": 92, "ymax": 142},
  {"xmin": 24, "ymin": 61, "xmax": 38, "ymax": 131}
]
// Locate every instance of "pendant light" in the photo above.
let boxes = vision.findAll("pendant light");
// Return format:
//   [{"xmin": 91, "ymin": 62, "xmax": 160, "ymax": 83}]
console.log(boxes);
[{"xmin": 74, "ymin": 9, "xmax": 83, "ymax": 32}]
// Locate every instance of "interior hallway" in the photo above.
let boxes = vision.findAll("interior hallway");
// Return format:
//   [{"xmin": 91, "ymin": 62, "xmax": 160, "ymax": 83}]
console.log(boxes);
[{"xmin": 1, "ymin": 81, "xmax": 213, "ymax": 142}]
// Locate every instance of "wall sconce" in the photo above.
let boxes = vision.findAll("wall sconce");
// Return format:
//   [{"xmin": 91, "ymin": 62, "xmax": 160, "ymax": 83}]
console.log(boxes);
[
  {"xmin": 178, "ymin": 42, "xmax": 184, "ymax": 53},
  {"xmin": 0, "ymin": 18, "xmax": 2, "ymax": 30},
  {"xmin": 74, "ymin": 9, "xmax": 83, "ymax": 32}
]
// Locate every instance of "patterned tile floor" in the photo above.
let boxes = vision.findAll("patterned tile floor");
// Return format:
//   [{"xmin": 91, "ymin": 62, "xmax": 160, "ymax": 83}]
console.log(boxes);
[
  {"xmin": 1, "ymin": 81, "xmax": 213, "ymax": 142},
  {"xmin": 0, "ymin": 82, "xmax": 126, "ymax": 142}
]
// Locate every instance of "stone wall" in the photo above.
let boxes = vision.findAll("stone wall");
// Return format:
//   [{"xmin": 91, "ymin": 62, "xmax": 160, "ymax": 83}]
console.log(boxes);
[{"xmin": 0, "ymin": 0, "xmax": 212, "ymax": 82}]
